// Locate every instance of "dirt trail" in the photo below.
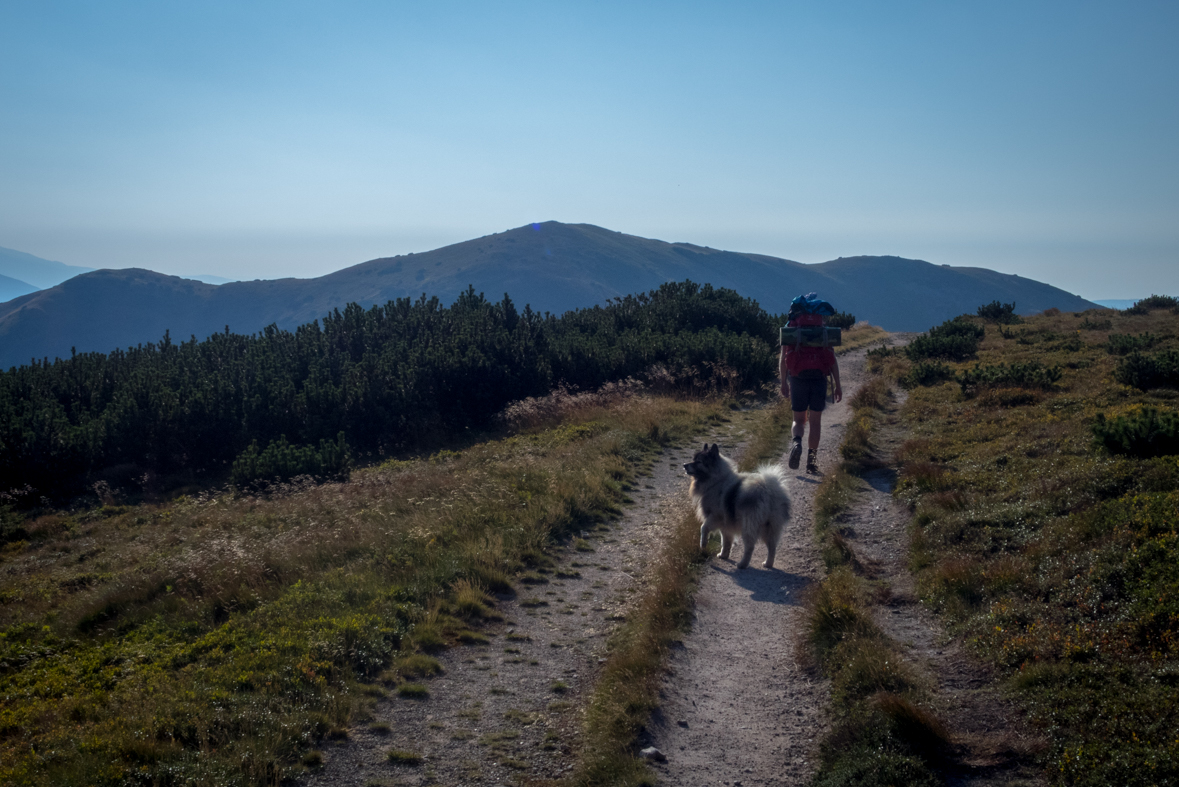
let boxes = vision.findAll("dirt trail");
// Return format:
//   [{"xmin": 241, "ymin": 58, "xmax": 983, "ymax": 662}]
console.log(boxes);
[
  {"xmin": 644, "ymin": 348, "xmax": 872, "ymax": 787},
  {"xmin": 300, "ymin": 402, "xmax": 791, "ymax": 786},
  {"xmin": 842, "ymin": 401, "xmax": 1046, "ymax": 787}
]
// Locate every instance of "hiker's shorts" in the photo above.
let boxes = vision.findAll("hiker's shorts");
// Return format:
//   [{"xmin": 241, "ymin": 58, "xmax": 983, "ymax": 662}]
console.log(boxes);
[{"xmin": 789, "ymin": 374, "xmax": 827, "ymax": 412}]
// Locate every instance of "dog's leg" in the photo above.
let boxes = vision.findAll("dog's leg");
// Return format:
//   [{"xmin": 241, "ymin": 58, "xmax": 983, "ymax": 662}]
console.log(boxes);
[
  {"xmin": 699, "ymin": 519, "xmax": 715, "ymax": 552},
  {"xmin": 736, "ymin": 536, "xmax": 756, "ymax": 569},
  {"xmin": 719, "ymin": 532, "xmax": 734, "ymax": 560},
  {"xmin": 763, "ymin": 523, "xmax": 777, "ymax": 569}
]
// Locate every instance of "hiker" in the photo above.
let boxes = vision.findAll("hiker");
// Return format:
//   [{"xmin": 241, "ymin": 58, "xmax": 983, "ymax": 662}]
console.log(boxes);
[{"xmin": 780, "ymin": 293, "xmax": 842, "ymax": 474}]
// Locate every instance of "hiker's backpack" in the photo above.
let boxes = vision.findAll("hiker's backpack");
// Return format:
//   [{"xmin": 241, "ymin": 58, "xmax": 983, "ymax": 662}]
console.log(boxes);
[{"xmin": 781, "ymin": 294, "xmax": 838, "ymax": 374}]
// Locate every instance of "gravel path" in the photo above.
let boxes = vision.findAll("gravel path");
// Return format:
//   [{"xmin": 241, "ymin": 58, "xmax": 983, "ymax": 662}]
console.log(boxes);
[{"xmin": 643, "ymin": 348, "xmax": 871, "ymax": 787}]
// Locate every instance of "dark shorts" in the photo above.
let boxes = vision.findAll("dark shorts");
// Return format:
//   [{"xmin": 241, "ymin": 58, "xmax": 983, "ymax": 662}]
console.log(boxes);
[{"xmin": 789, "ymin": 374, "xmax": 827, "ymax": 413}]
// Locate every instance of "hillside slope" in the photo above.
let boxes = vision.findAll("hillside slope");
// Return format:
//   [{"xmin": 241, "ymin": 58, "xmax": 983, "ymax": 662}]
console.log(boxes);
[{"xmin": 0, "ymin": 222, "xmax": 1098, "ymax": 369}]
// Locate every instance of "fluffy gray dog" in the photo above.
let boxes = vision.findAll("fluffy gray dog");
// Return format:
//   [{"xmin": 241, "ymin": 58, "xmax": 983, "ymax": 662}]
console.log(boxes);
[{"xmin": 684, "ymin": 443, "xmax": 791, "ymax": 569}]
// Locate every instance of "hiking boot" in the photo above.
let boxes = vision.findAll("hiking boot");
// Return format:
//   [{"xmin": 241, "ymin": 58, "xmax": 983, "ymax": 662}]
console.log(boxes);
[
  {"xmin": 806, "ymin": 448, "xmax": 820, "ymax": 474},
  {"xmin": 788, "ymin": 438, "xmax": 803, "ymax": 470}
]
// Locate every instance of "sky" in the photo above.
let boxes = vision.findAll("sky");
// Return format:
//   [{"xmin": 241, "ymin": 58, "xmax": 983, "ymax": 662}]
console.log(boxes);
[{"xmin": 1, "ymin": 1, "xmax": 1176, "ymax": 299}]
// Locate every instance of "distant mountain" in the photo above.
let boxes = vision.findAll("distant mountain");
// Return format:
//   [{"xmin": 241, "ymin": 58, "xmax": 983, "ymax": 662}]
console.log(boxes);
[
  {"xmin": 0, "ymin": 246, "xmax": 94, "ymax": 289},
  {"xmin": 0, "ymin": 222, "xmax": 1099, "ymax": 370},
  {"xmin": 1094, "ymin": 299, "xmax": 1136, "ymax": 310},
  {"xmin": 182, "ymin": 274, "xmax": 236, "ymax": 285},
  {"xmin": 0, "ymin": 273, "xmax": 38, "ymax": 304}
]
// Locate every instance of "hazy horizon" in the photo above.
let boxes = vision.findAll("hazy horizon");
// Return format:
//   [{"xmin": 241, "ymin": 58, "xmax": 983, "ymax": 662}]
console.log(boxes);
[{"xmin": 2, "ymin": 2, "xmax": 1176, "ymax": 301}]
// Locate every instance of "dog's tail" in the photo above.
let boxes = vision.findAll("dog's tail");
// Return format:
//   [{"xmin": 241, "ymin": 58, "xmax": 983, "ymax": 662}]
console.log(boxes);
[
  {"xmin": 756, "ymin": 463, "xmax": 791, "ymax": 520},
  {"xmin": 756, "ymin": 462, "xmax": 788, "ymax": 486}
]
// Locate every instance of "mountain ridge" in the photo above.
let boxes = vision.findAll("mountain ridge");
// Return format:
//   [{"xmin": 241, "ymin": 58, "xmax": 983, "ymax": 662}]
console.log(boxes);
[
  {"xmin": 0, "ymin": 245, "xmax": 94, "ymax": 290},
  {"xmin": 0, "ymin": 273, "xmax": 38, "ymax": 303},
  {"xmin": 0, "ymin": 221, "xmax": 1100, "ymax": 370}
]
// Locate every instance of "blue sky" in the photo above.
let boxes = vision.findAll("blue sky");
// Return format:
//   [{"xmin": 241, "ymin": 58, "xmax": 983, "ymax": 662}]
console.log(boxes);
[{"xmin": 1, "ymin": 1, "xmax": 1176, "ymax": 299}]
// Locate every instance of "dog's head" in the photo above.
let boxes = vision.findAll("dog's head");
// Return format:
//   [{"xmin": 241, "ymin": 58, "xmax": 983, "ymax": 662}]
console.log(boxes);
[{"xmin": 683, "ymin": 443, "xmax": 722, "ymax": 481}]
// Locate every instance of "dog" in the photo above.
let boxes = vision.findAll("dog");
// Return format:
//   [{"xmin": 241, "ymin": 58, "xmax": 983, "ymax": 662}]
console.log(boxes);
[{"xmin": 684, "ymin": 443, "xmax": 791, "ymax": 569}]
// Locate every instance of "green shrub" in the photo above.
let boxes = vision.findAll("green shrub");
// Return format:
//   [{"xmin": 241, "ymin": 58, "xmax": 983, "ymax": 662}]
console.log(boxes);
[
  {"xmin": 1079, "ymin": 316, "xmax": 1113, "ymax": 330},
  {"xmin": 230, "ymin": 432, "xmax": 352, "ymax": 488},
  {"xmin": 977, "ymin": 300, "xmax": 1022, "ymax": 324},
  {"xmin": 828, "ymin": 311, "xmax": 857, "ymax": 329},
  {"xmin": 959, "ymin": 361, "xmax": 1062, "ymax": 397},
  {"xmin": 1129, "ymin": 294, "xmax": 1179, "ymax": 313},
  {"xmin": 1114, "ymin": 350, "xmax": 1179, "ymax": 390},
  {"xmin": 901, "ymin": 361, "xmax": 955, "ymax": 388},
  {"xmin": 1107, "ymin": 332, "xmax": 1160, "ymax": 356},
  {"xmin": 907, "ymin": 317, "xmax": 985, "ymax": 361},
  {"xmin": 1093, "ymin": 408, "xmax": 1179, "ymax": 458}
]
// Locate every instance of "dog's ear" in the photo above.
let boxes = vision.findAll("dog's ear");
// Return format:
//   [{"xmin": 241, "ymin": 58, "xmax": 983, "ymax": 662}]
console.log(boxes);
[
  {"xmin": 709, "ymin": 443, "xmax": 719, "ymax": 457},
  {"xmin": 701, "ymin": 443, "xmax": 708, "ymax": 453}
]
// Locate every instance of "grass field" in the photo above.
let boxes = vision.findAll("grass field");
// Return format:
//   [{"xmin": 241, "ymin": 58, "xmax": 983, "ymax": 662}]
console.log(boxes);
[
  {"xmin": 877, "ymin": 302, "xmax": 1179, "ymax": 786},
  {"xmin": 0, "ymin": 390, "xmax": 735, "ymax": 786}
]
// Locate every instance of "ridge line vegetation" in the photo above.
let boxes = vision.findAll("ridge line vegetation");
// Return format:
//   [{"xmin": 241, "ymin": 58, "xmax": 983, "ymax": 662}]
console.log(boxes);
[{"xmin": 1, "ymin": 281, "xmax": 780, "ymax": 502}]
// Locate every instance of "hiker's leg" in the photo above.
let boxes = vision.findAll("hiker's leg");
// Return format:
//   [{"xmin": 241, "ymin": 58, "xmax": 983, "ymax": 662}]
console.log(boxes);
[
  {"xmin": 792, "ymin": 412, "xmax": 807, "ymax": 440},
  {"xmin": 808, "ymin": 409, "xmax": 823, "ymax": 450}
]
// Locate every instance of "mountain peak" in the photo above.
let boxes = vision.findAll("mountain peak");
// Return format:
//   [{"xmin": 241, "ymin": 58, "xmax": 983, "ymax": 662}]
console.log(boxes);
[{"xmin": 0, "ymin": 224, "xmax": 1098, "ymax": 369}]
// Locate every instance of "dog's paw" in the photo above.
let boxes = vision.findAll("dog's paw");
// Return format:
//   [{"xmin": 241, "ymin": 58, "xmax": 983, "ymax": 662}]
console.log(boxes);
[
  {"xmin": 762, "ymin": 561, "xmax": 775, "ymax": 569},
  {"xmin": 735, "ymin": 561, "xmax": 750, "ymax": 569}
]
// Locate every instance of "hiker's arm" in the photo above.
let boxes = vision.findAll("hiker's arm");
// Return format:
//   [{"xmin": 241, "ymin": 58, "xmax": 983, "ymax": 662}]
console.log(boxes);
[
  {"xmin": 831, "ymin": 355, "xmax": 842, "ymax": 403},
  {"xmin": 779, "ymin": 346, "xmax": 789, "ymax": 398}
]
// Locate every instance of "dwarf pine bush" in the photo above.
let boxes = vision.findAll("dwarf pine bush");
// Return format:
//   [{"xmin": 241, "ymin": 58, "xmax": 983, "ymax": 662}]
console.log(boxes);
[
  {"xmin": 827, "ymin": 311, "xmax": 857, "ymax": 329},
  {"xmin": 1124, "ymin": 294, "xmax": 1179, "ymax": 314},
  {"xmin": 902, "ymin": 361, "xmax": 955, "ymax": 388},
  {"xmin": 906, "ymin": 316, "xmax": 985, "ymax": 361},
  {"xmin": 1114, "ymin": 349, "xmax": 1179, "ymax": 390},
  {"xmin": 231, "ymin": 432, "xmax": 352, "ymax": 488},
  {"xmin": 958, "ymin": 361, "xmax": 1062, "ymax": 397},
  {"xmin": 977, "ymin": 300, "xmax": 1022, "ymax": 324},
  {"xmin": 1093, "ymin": 408, "xmax": 1179, "ymax": 458},
  {"xmin": 1106, "ymin": 332, "xmax": 1161, "ymax": 356}
]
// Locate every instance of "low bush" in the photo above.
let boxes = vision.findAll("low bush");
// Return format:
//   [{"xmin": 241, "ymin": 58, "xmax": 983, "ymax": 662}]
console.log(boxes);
[
  {"xmin": 1093, "ymin": 407, "xmax": 1179, "ymax": 458},
  {"xmin": 828, "ymin": 311, "xmax": 857, "ymax": 329},
  {"xmin": 977, "ymin": 300, "xmax": 1022, "ymax": 324},
  {"xmin": 907, "ymin": 317, "xmax": 985, "ymax": 361},
  {"xmin": 958, "ymin": 361, "xmax": 1062, "ymax": 397},
  {"xmin": 1125, "ymin": 294, "xmax": 1179, "ymax": 314},
  {"xmin": 230, "ymin": 432, "xmax": 352, "ymax": 488},
  {"xmin": 1114, "ymin": 349, "xmax": 1179, "ymax": 390},
  {"xmin": 902, "ymin": 361, "xmax": 954, "ymax": 388},
  {"xmin": 1107, "ymin": 332, "xmax": 1161, "ymax": 356}
]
